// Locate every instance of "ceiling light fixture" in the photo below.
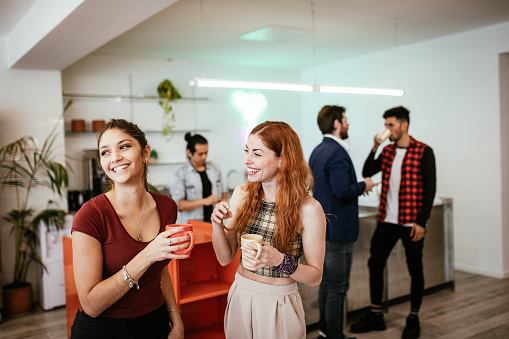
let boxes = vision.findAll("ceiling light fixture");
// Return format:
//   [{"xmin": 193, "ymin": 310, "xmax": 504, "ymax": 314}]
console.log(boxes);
[
  {"xmin": 189, "ymin": 78, "xmax": 314, "ymax": 92},
  {"xmin": 239, "ymin": 25, "xmax": 311, "ymax": 42},
  {"xmin": 189, "ymin": 78, "xmax": 403, "ymax": 96},
  {"xmin": 189, "ymin": 2, "xmax": 404, "ymax": 97},
  {"xmin": 320, "ymin": 86, "xmax": 404, "ymax": 96}
]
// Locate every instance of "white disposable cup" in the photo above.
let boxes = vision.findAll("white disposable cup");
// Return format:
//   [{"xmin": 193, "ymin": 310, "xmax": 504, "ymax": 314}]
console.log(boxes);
[{"xmin": 376, "ymin": 128, "xmax": 391, "ymax": 144}]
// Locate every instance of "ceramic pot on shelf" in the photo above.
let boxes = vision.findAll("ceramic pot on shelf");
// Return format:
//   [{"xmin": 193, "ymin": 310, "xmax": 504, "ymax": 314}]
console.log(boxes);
[
  {"xmin": 71, "ymin": 119, "xmax": 85, "ymax": 132},
  {"xmin": 92, "ymin": 120, "xmax": 105, "ymax": 132}
]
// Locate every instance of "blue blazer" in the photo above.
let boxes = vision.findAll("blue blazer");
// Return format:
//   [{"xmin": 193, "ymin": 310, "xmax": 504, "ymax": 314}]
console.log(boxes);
[{"xmin": 309, "ymin": 137, "xmax": 365, "ymax": 242}]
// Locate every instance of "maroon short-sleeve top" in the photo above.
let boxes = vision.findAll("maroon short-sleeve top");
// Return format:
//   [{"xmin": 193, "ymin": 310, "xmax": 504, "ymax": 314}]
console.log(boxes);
[{"xmin": 71, "ymin": 192, "xmax": 178, "ymax": 318}]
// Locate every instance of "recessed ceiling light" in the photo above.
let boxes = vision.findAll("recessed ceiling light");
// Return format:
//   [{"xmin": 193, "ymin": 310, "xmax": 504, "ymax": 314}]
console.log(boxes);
[{"xmin": 239, "ymin": 25, "xmax": 311, "ymax": 42}]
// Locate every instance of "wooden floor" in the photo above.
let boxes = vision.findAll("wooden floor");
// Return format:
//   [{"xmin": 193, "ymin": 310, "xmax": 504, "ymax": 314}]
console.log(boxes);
[
  {"xmin": 0, "ymin": 271, "xmax": 507, "ymax": 339},
  {"xmin": 0, "ymin": 305, "xmax": 67, "ymax": 339},
  {"xmin": 307, "ymin": 271, "xmax": 509, "ymax": 339}
]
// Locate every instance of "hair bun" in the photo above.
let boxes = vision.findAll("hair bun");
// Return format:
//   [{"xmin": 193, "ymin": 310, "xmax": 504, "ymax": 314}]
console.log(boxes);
[{"xmin": 184, "ymin": 132, "xmax": 192, "ymax": 142}]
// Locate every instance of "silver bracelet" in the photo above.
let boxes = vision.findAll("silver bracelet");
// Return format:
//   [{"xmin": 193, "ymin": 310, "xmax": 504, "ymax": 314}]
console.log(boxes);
[
  {"xmin": 168, "ymin": 309, "xmax": 181, "ymax": 314},
  {"xmin": 122, "ymin": 265, "xmax": 139, "ymax": 289}
]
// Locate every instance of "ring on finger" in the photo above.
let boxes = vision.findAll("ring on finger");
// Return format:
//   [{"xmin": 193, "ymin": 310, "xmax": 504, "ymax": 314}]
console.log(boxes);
[{"xmin": 168, "ymin": 238, "xmax": 173, "ymax": 246}]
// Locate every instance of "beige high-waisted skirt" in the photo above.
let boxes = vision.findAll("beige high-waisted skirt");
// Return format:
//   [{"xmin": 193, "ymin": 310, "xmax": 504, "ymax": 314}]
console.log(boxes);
[{"xmin": 224, "ymin": 272, "xmax": 306, "ymax": 339}]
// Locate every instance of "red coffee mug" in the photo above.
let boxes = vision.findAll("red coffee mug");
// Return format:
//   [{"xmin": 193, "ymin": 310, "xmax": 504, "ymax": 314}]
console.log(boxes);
[{"xmin": 166, "ymin": 224, "xmax": 195, "ymax": 256}]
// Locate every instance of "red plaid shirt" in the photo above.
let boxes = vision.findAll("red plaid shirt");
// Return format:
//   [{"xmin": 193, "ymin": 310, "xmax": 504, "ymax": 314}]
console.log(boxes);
[{"xmin": 378, "ymin": 137, "xmax": 429, "ymax": 225}]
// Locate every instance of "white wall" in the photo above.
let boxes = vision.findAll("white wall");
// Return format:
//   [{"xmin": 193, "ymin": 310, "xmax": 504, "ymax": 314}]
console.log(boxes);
[
  {"xmin": 499, "ymin": 52, "xmax": 509, "ymax": 277},
  {"xmin": 61, "ymin": 53, "xmax": 303, "ymax": 211},
  {"xmin": 300, "ymin": 22, "xmax": 509, "ymax": 278},
  {"xmin": 0, "ymin": 37, "xmax": 66, "ymax": 301},
  {"xmin": 50, "ymin": 21, "xmax": 509, "ymax": 280}
]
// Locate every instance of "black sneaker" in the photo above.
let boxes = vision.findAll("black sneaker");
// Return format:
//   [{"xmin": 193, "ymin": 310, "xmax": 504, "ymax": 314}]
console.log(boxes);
[
  {"xmin": 402, "ymin": 314, "xmax": 420, "ymax": 339},
  {"xmin": 350, "ymin": 311, "xmax": 387, "ymax": 333}
]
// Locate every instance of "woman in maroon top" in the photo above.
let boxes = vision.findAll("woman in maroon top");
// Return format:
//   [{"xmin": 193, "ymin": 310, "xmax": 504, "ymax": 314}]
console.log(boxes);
[{"xmin": 71, "ymin": 119, "xmax": 190, "ymax": 338}]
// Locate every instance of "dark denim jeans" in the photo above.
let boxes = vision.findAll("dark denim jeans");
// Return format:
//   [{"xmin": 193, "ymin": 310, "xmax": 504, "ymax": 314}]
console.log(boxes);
[{"xmin": 319, "ymin": 241, "xmax": 354, "ymax": 339}]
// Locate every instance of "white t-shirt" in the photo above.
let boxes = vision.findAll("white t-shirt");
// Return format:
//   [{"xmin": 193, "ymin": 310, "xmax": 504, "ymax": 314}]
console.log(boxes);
[{"xmin": 384, "ymin": 148, "xmax": 413, "ymax": 227}]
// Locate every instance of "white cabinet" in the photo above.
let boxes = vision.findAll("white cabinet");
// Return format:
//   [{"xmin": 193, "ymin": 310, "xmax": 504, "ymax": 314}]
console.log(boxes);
[{"xmin": 39, "ymin": 215, "xmax": 73, "ymax": 310}]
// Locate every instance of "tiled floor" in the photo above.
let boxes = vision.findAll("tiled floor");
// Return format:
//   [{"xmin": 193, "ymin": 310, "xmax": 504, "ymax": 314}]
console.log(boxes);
[{"xmin": 1, "ymin": 271, "xmax": 508, "ymax": 339}]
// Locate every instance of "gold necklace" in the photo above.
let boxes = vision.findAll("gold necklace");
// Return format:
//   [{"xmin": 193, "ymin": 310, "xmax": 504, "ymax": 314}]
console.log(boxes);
[{"xmin": 113, "ymin": 190, "xmax": 147, "ymax": 241}]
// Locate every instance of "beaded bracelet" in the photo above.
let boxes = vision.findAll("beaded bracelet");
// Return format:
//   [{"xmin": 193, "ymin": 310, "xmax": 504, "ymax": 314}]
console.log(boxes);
[
  {"xmin": 275, "ymin": 253, "xmax": 298, "ymax": 276},
  {"xmin": 122, "ymin": 265, "xmax": 139, "ymax": 289}
]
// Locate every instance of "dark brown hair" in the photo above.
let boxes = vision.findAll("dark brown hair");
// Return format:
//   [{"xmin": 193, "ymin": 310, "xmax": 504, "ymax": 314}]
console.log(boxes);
[
  {"xmin": 98, "ymin": 119, "xmax": 149, "ymax": 190},
  {"xmin": 317, "ymin": 105, "xmax": 345, "ymax": 135}
]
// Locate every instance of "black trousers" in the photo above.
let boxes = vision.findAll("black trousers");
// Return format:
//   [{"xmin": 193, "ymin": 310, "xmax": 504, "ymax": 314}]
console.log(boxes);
[
  {"xmin": 368, "ymin": 222, "xmax": 425, "ymax": 311},
  {"xmin": 70, "ymin": 304, "xmax": 171, "ymax": 339}
]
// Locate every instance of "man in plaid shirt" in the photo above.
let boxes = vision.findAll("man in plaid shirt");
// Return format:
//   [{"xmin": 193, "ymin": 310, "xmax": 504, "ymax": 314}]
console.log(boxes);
[{"xmin": 351, "ymin": 106, "xmax": 436, "ymax": 339}]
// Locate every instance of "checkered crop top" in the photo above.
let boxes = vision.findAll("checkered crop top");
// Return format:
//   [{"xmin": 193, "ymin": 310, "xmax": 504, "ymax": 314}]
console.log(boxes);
[{"xmin": 241, "ymin": 199, "xmax": 304, "ymax": 278}]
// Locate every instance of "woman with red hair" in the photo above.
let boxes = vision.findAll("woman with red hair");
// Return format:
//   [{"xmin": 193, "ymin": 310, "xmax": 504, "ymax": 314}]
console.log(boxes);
[{"xmin": 212, "ymin": 121, "xmax": 326, "ymax": 339}]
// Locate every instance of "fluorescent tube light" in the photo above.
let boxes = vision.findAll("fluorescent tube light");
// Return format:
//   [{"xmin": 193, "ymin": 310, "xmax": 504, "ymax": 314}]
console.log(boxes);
[
  {"xmin": 189, "ymin": 78, "xmax": 314, "ymax": 92},
  {"xmin": 189, "ymin": 78, "xmax": 404, "ymax": 96},
  {"xmin": 319, "ymin": 85, "xmax": 404, "ymax": 96}
]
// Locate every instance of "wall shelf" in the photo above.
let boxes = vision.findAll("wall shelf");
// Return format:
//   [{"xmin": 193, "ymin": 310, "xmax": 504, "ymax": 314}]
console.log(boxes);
[
  {"xmin": 179, "ymin": 279, "xmax": 232, "ymax": 304},
  {"xmin": 63, "ymin": 93, "xmax": 208, "ymax": 102},
  {"xmin": 185, "ymin": 323, "xmax": 225, "ymax": 339},
  {"xmin": 148, "ymin": 162, "xmax": 185, "ymax": 166},
  {"xmin": 62, "ymin": 89, "xmax": 210, "ymax": 192},
  {"xmin": 65, "ymin": 129, "xmax": 210, "ymax": 136}
]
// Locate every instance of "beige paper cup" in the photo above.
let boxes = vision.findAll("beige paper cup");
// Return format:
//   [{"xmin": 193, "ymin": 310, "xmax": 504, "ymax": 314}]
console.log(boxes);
[
  {"xmin": 241, "ymin": 234, "xmax": 262, "ymax": 268},
  {"xmin": 376, "ymin": 128, "xmax": 391, "ymax": 144}
]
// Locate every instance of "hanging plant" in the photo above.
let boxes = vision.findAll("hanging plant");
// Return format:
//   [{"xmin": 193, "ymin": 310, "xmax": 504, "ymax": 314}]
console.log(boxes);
[{"xmin": 157, "ymin": 79, "xmax": 182, "ymax": 136}]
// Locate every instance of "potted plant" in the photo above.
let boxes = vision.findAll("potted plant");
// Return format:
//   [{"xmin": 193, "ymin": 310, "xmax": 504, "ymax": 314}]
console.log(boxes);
[
  {"xmin": 0, "ymin": 130, "xmax": 69, "ymax": 316},
  {"xmin": 157, "ymin": 79, "xmax": 182, "ymax": 136},
  {"xmin": 148, "ymin": 149, "xmax": 158, "ymax": 165}
]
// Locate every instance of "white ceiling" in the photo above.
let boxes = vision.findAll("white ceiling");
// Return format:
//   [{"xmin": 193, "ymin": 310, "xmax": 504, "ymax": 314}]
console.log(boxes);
[
  {"xmin": 0, "ymin": 0, "xmax": 36, "ymax": 36},
  {"xmin": 2, "ymin": 0, "xmax": 509, "ymax": 70}
]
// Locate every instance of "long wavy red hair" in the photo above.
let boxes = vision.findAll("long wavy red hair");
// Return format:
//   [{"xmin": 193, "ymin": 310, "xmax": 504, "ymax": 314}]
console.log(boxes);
[{"xmin": 232, "ymin": 121, "xmax": 314, "ymax": 254}]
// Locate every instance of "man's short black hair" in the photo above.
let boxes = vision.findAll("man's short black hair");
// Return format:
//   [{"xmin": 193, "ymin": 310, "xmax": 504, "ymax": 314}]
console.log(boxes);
[
  {"xmin": 383, "ymin": 106, "xmax": 410, "ymax": 125},
  {"xmin": 317, "ymin": 105, "xmax": 345, "ymax": 135}
]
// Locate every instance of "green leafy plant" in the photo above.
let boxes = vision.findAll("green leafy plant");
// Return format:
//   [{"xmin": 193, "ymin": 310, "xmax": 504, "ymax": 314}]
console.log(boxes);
[
  {"xmin": 157, "ymin": 79, "xmax": 182, "ymax": 136},
  {"xmin": 148, "ymin": 149, "xmax": 159, "ymax": 165},
  {"xmin": 0, "ymin": 131, "xmax": 69, "ymax": 286},
  {"xmin": 150, "ymin": 149, "xmax": 158, "ymax": 159}
]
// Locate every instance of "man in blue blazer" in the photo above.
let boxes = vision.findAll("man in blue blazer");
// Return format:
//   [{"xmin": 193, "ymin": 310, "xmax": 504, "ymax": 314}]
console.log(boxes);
[{"xmin": 309, "ymin": 105, "xmax": 376, "ymax": 339}]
